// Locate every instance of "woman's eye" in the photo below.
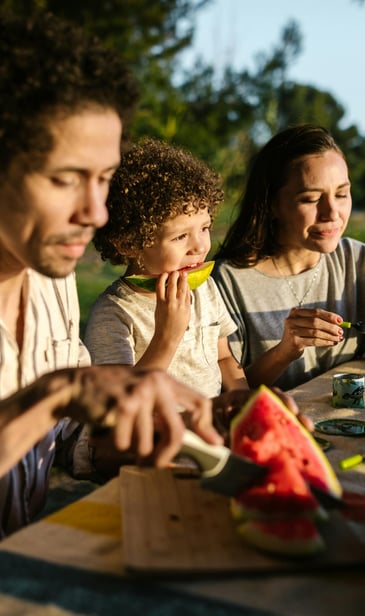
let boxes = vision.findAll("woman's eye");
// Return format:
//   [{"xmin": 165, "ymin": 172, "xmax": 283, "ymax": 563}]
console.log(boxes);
[{"xmin": 299, "ymin": 197, "xmax": 319, "ymax": 204}]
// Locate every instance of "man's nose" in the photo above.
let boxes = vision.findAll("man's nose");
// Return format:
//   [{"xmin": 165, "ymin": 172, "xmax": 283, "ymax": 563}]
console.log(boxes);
[{"xmin": 75, "ymin": 182, "xmax": 109, "ymax": 228}]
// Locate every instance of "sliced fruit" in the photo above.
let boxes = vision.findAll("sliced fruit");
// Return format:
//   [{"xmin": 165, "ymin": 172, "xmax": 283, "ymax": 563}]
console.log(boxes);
[
  {"xmin": 125, "ymin": 261, "xmax": 214, "ymax": 292},
  {"xmin": 234, "ymin": 453, "xmax": 320, "ymax": 519},
  {"xmin": 237, "ymin": 517, "xmax": 325, "ymax": 557},
  {"xmin": 230, "ymin": 385, "xmax": 342, "ymax": 500},
  {"xmin": 229, "ymin": 385, "xmax": 342, "ymax": 556}
]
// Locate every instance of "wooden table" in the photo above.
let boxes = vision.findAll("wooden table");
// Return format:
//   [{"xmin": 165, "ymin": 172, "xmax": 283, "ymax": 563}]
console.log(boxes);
[{"xmin": 0, "ymin": 361, "xmax": 364, "ymax": 616}]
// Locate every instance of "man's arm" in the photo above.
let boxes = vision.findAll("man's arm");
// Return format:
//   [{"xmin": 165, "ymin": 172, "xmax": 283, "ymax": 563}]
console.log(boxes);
[{"xmin": 0, "ymin": 365, "xmax": 222, "ymax": 478}]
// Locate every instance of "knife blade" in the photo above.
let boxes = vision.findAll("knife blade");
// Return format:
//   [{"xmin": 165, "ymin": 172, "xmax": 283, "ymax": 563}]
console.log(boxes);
[{"xmin": 180, "ymin": 429, "xmax": 267, "ymax": 497}]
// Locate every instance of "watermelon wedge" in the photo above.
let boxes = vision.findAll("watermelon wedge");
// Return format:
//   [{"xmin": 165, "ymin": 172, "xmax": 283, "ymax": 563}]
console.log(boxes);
[
  {"xmin": 229, "ymin": 385, "xmax": 343, "ymax": 556},
  {"xmin": 125, "ymin": 261, "xmax": 214, "ymax": 292},
  {"xmin": 237, "ymin": 517, "xmax": 325, "ymax": 557}
]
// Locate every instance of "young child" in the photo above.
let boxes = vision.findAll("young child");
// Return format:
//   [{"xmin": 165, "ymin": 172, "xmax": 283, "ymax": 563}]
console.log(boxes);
[{"xmin": 84, "ymin": 138, "xmax": 248, "ymax": 398}]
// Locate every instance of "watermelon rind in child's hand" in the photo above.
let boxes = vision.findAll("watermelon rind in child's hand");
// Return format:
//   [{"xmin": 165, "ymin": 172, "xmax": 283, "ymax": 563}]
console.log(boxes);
[{"xmin": 125, "ymin": 261, "xmax": 214, "ymax": 292}]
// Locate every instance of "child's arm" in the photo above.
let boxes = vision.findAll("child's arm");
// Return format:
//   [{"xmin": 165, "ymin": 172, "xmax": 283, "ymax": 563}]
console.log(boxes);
[
  {"xmin": 135, "ymin": 271, "xmax": 191, "ymax": 370},
  {"xmin": 218, "ymin": 336, "xmax": 249, "ymax": 391}
]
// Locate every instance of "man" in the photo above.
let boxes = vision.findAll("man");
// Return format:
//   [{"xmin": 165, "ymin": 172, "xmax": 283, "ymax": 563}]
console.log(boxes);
[{"xmin": 0, "ymin": 10, "xmax": 221, "ymax": 538}]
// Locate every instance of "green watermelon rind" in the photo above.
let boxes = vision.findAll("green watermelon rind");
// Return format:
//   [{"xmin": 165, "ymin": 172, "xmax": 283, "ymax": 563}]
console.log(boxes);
[
  {"xmin": 237, "ymin": 517, "xmax": 325, "ymax": 557},
  {"xmin": 230, "ymin": 496, "xmax": 329, "ymax": 524},
  {"xmin": 230, "ymin": 385, "xmax": 342, "ymax": 499},
  {"xmin": 125, "ymin": 261, "xmax": 214, "ymax": 292},
  {"xmin": 230, "ymin": 385, "xmax": 341, "ymax": 557}
]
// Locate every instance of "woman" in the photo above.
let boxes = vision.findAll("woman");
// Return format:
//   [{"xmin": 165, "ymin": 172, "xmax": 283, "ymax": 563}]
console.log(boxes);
[{"xmin": 213, "ymin": 124, "xmax": 365, "ymax": 390}]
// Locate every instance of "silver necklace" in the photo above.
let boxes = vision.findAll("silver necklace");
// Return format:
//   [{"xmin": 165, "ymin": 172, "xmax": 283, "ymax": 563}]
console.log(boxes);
[{"xmin": 271, "ymin": 255, "xmax": 323, "ymax": 307}]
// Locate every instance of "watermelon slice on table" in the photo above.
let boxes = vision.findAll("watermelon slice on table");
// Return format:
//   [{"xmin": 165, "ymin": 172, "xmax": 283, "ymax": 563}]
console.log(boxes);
[
  {"xmin": 232, "ymin": 453, "xmax": 322, "ymax": 519},
  {"xmin": 125, "ymin": 261, "xmax": 214, "ymax": 292},
  {"xmin": 229, "ymin": 385, "xmax": 343, "ymax": 556},
  {"xmin": 237, "ymin": 517, "xmax": 325, "ymax": 557}
]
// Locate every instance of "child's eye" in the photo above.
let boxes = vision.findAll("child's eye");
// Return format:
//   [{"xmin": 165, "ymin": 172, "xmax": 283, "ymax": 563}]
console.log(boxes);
[{"xmin": 172, "ymin": 233, "xmax": 187, "ymax": 242}]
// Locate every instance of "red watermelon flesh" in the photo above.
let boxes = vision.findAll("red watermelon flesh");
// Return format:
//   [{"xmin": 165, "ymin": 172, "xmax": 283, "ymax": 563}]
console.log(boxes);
[
  {"xmin": 231, "ymin": 386, "xmax": 342, "ymax": 501},
  {"xmin": 229, "ymin": 386, "xmax": 342, "ymax": 556},
  {"xmin": 235, "ymin": 452, "xmax": 320, "ymax": 518}
]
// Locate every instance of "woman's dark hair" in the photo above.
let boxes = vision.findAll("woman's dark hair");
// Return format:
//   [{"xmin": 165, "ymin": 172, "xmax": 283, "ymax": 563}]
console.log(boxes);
[{"xmin": 214, "ymin": 124, "xmax": 344, "ymax": 267}]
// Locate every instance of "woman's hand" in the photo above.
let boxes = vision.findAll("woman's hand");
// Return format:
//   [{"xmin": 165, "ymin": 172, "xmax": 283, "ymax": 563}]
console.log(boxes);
[{"xmin": 278, "ymin": 307, "xmax": 344, "ymax": 361}]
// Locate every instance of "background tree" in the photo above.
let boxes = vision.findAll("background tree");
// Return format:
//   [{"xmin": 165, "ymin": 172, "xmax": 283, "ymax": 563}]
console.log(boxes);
[{"xmin": 2, "ymin": 0, "xmax": 365, "ymax": 209}]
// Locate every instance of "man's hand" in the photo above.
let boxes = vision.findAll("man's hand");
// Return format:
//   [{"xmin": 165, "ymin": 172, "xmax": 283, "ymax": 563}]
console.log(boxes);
[{"xmin": 0, "ymin": 365, "xmax": 222, "ymax": 477}]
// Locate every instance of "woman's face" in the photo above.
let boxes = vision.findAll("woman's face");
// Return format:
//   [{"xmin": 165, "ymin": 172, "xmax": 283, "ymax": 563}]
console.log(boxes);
[{"xmin": 274, "ymin": 150, "xmax": 351, "ymax": 254}]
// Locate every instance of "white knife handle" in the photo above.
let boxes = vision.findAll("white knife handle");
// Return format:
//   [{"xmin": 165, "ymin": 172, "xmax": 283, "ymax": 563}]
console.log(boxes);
[{"xmin": 181, "ymin": 429, "xmax": 229, "ymax": 474}]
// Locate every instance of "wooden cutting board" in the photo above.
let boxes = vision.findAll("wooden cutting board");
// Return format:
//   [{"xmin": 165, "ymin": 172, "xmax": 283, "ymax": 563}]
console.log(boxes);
[{"xmin": 119, "ymin": 466, "xmax": 365, "ymax": 575}]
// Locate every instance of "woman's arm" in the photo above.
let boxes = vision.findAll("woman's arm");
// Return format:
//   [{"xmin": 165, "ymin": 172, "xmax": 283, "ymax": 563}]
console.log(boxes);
[{"xmin": 245, "ymin": 307, "xmax": 344, "ymax": 388}]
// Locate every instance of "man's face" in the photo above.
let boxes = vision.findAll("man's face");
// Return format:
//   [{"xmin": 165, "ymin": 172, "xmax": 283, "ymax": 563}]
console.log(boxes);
[{"xmin": 0, "ymin": 109, "xmax": 122, "ymax": 278}]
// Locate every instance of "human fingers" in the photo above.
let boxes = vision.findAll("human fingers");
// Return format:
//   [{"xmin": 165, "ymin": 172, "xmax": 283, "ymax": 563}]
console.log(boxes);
[
  {"xmin": 289, "ymin": 307, "xmax": 344, "ymax": 327},
  {"xmin": 122, "ymin": 371, "xmax": 194, "ymax": 466},
  {"xmin": 156, "ymin": 272, "xmax": 169, "ymax": 299},
  {"xmin": 288, "ymin": 308, "xmax": 343, "ymax": 332},
  {"xmin": 164, "ymin": 271, "xmax": 189, "ymax": 304},
  {"xmin": 285, "ymin": 312, "xmax": 344, "ymax": 345},
  {"xmin": 173, "ymin": 381, "xmax": 223, "ymax": 446},
  {"xmin": 107, "ymin": 370, "xmax": 220, "ymax": 466}
]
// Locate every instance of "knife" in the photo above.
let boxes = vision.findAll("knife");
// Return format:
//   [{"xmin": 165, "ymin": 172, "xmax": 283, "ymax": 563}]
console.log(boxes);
[
  {"xmin": 180, "ymin": 430, "xmax": 346, "ymax": 510},
  {"xmin": 180, "ymin": 429, "xmax": 267, "ymax": 496}
]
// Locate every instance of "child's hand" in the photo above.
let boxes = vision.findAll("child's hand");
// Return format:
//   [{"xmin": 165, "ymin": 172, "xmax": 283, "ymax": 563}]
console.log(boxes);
[{"xmin": 154, "ymin": 271, "xmax": 191, "ymax": 343}]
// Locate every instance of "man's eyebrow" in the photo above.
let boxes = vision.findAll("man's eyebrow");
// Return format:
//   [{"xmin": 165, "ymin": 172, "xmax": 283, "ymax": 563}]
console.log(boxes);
[{"xmin": 46, "ymin": 162, "xmax": 120, "ymax": 174}]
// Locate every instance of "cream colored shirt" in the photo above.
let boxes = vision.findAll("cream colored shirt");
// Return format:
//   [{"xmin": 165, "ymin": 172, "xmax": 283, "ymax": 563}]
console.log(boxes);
[
  {"xmin": 85, "ymin": 277, "xmax": 237, "ymax": 398},
  {"xmin": 0, "ymin": 269, "xmax": 90, "ymax": 538},
  {"xmin": 0, "ymin": 269, "xmax": 89, "ymax": 398}
]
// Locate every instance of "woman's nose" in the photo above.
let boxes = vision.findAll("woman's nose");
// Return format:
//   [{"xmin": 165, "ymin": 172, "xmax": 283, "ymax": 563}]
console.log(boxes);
[{"xmin": 318, "ymin": 194, "xmax": 339, "ymax": 221}]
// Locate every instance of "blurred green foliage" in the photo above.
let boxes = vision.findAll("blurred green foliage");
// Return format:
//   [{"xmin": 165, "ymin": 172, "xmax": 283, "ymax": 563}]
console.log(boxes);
[{"xmin": 4, "ymin": 1, "xmax": 365, "ymax": 331}]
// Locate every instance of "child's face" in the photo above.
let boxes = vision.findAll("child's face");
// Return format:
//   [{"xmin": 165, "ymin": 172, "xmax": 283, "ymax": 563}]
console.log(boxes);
[{"xmin": 141, "ymin": 208, "xmax": 211, "ymax": 275}]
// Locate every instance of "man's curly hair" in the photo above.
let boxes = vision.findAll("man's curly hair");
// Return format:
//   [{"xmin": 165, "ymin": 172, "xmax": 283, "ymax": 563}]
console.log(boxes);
[
  {"xmin": 0, "ymin": 11, "xmax": 139, "ymax": 173},
  {"xmin": 93, "ymin": 138, "xmax": 224, "ymax": 266}
]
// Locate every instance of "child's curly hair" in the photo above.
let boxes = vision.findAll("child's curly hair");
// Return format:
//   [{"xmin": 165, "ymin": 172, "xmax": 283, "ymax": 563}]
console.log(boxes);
[
  {"xmin": 0, "ymin": 10, "xmax": 139, "ymax": 173},
  {"xmin": 93, "ymin": 138, "xmax": 224, "ymax": 265}
]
